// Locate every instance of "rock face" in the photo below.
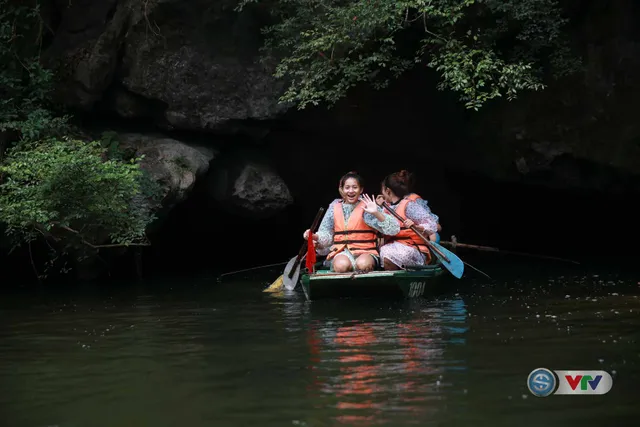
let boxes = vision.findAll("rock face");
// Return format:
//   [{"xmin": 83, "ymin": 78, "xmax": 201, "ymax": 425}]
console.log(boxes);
[
  {"xmin": 229, "ymin": 163, "xmax": 294, "ymax": 215},
  {"xmin": 207, "ymin": 152, "xmax": 293, "ymax": 218},
  {"xmin": 464, "ymin": 0, "xmax": 640, "ymax": 191},
  {"xmin": 39, "ymin": 0, "xmax": 640, "ymax": 197},
  {"xmin": 118, "ymin": 0, "xmax": 287, "ymax": 131},
  {"xmin": 43, "ymin": 0, "xmax": 287, "ymax": 131},
  {"xmin": 117, "ymin": 133, "xmax": 217, "ymax": 212},
  {"xmin": 42, "ymin": 0, "xmax": 128, "ymax": 110},
  {"xmin": 39, "ymin": 0, "xmax": 297, "ymax": 222}
]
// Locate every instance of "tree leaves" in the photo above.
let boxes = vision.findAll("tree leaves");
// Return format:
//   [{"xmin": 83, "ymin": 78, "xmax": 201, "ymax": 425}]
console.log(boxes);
[
  {"xmin": 0, "ymin": 0, "xmax": 69, "ymax": 142},
  {"xmin": 238, "ymin": 0, "xmax": 580, "ymax": 110},
  {"xmin": 0, "ymin": 137, "xmax": 158, "ymax": 264},
  {"xmin": 0, "ymin": 2, "xmax": 162, "ymax": 277}
]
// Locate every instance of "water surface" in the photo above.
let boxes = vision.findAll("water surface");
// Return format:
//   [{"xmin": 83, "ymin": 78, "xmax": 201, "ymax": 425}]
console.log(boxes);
[{"xmin": 1, "ymin": 260, "xmax": 638, "ymax": 426}]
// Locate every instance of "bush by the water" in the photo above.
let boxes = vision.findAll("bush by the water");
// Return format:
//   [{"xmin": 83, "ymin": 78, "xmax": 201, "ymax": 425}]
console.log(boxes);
[{"xmin": 0, "ymin": 1, "xmax": 159, "ymax": 276}]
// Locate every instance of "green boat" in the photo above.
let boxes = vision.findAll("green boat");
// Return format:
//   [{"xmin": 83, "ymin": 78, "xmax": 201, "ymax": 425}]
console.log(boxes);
[{"xmin": 299, "ymin": 263, "xmax": 447, "ymax": 301}]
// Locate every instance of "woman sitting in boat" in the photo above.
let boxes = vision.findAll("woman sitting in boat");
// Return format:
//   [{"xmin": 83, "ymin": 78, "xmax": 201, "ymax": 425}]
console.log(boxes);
[
  {"xmin": 303, "ymin": 171, "xmax": 400, "ymax": 273},
  {"xmin": 378, "ymin": 173, "xmax": 442, "ymax": 243},
  {"xmin": 405, "ymin": 185, "xmax": 442, "ymax": 244},
  {"xmin": 376, "ymin": 170, "xmax": 440, "ymax": 270}
]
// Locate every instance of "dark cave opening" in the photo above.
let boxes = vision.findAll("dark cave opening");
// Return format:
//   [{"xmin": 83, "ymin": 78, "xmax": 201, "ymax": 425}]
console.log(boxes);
[
  {"xmin": 3, "ymin": 143, "xmax": 639, "ymax": 285},
  {"xmin": 131, "ymin": 166, "xmax": 640, "ymax": 279}
]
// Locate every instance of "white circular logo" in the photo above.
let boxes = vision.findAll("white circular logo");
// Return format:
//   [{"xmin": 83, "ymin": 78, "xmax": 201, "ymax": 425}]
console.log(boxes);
[{"xmin": 527, "ymin": 368, "xmax": 557, "ymax": 397}]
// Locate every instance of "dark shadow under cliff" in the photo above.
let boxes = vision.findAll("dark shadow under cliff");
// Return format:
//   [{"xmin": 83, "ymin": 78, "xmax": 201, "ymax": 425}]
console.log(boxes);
[
  {"xmin": 2, "ymin": 162, "xmax": 639, "ymax": 285},
  {"xmin": 121, "ymin": 160, "xmax": 640, "ymax": 280}
]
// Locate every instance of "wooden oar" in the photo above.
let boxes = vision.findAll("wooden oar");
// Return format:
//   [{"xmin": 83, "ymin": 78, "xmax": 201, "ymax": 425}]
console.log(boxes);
[
  {"xmin": 439, "ymin": 236, "xmax": 580, "ymax": 265},
  {"xmin": 269, "ymin": 207, "xmax": 325, "ymax": 292},
  {"xmin": 219, "ymin": 261, "xmax": 289, "ymax": 279},
  {"xmin": 381, "ymin": 202, "xmax": 464, "ymax": 279}
]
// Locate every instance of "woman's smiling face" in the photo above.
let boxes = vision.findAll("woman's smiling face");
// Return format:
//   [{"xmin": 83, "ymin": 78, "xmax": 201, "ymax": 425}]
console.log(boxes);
[{"xmin": 341, "ymin": 177, "xmax": 362, "ymax": 204}]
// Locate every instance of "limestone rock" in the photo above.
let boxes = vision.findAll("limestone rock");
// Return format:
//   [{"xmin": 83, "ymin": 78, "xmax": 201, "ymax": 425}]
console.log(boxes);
[
  {"xmin": 118, "ymin": 133, "xmax": 216, "ymax": 210},
  {"xmin": 207, "ymin": 152, "xmax": 293, "ymax": 218},
  {"xmin": 118, "ymin": 0, "xmax": 287, "ymax": 130},
  {"xmin": 42, "ymin": 0, "xmax": 131, "ymax": 110}
]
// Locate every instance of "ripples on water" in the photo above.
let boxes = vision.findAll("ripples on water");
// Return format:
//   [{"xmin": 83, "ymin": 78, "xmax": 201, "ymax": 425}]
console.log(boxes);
[{"xmin": 0, "ymin": 265, "xmax": 639, "ymax": 426}]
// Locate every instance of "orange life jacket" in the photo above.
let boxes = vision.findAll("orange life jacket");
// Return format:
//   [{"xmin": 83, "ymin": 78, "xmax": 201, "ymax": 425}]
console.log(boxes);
[
  {"xmin": 327, "ymin": 201, "xmax": 379, "ymax": 260},
  {"xmin": 384, "ymin": 195, "xmax": 432, "ymax": 262}
]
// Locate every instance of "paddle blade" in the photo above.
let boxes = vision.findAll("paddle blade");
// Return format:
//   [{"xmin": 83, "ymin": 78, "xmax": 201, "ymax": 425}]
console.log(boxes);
[
  {"xmin": 264, "ymin": 275, "xmax": 284, "ymax": 292},
  {"xmin": 283, "ymin": 256, "xmax": 301, "ymax": 290},
  {"xmin": 429, "ymin": 241, "xmax": 465, "ymax": 279}
]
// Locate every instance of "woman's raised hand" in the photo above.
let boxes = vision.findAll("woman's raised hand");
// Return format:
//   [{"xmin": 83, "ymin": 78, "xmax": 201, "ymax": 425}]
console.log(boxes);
[{"xmin": 361, "ymin": 194, "xmax": 379, "ymax": 214}]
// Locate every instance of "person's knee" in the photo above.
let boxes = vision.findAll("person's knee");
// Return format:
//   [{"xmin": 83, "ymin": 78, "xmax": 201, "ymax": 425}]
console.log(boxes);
[
  {"xmin": 355, "ymin": 255, "xmax": 375, "ymax": 272},
  {"xmin": 333, "ymin": 256, "xmax": 351, "ymax": 272}
]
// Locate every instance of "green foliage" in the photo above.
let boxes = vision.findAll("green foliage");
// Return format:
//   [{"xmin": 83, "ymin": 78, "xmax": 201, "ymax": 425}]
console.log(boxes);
[
  {"xmin": 97, "ymin": 131, "xmax": 164, "ymax": 216},
  {"xmin": 236, "ymin": 0, "xmax": 582, "ymax": 110},
  {"xmin": 99, "ymin": 130, "xmax": 137, "ymax": 162},
  {"xmin": 0, "ymin": 2, "xmax": 165, "ymax": 278},
  {"xmin": 0, "ymin": 0, "xmax": 168, "ymax": 278},
  {"xmin": 96, "ymin": 131, "xmax": 163, "ymax": 205},
  {"xmin": 0, "ymin": 0, "xmax": 69, "ymax": 141},
  {"xmin": 427, "ymin": 37, "xmax": 545, "ymax": 110},
  {"xmin": 0, "ymin": 137, "xmax": 158, "ymax": 271}
]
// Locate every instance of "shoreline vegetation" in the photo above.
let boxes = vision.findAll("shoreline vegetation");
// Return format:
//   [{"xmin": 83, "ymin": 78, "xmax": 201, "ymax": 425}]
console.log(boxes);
[{"xmin": 0, "ymin": 1, "xmax": 161, "ymax": 281}]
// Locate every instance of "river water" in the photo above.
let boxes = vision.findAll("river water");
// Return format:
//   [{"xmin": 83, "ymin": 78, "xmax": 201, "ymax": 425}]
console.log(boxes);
[{"xmin": 1, "ymin": 258, "xmax": 639, "ymax": 426}]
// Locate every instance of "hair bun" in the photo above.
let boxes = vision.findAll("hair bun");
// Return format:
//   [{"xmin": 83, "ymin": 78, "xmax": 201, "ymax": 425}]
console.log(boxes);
[{"xmin": 396, "ymin": 170, "xmax": 412, "ymax": 184}]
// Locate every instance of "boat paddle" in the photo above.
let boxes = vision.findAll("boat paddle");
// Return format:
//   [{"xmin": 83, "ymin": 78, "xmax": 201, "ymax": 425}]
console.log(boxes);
[
  {"xmin": 265, "ymin": 206, "xmax": 325, "ymax": 292},
  {"xmin": 381, "ymin": 201, "xmax": 465, "ymax": 279},
  {"xmin": 439, "ymin": 236, "xmax": 580, "ymax": 265}
]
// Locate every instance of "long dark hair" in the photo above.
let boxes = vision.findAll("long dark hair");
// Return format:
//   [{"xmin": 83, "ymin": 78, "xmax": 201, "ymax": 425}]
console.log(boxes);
[
  {"xmin": 339, "ymin": 171, "xmax": 364, "ymax": 188},
  {"xmin": 382, "ymin": 170, "xmax": 414, "ymax": 198}
]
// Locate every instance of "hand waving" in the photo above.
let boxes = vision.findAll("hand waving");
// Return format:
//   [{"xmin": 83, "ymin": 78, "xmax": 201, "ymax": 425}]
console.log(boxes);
[{"xmin": 361, "ymin": 194, "xmax": 379, "ymax": 214}]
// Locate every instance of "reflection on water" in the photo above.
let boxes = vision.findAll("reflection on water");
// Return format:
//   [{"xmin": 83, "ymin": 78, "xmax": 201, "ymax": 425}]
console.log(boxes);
[
  {"xmin": 305, "ymin": 298, "xmax": 468, "ymax": 425},
  {"xmin": 0, "ymin": 266, "xmax": 639, "ymax": 427}
]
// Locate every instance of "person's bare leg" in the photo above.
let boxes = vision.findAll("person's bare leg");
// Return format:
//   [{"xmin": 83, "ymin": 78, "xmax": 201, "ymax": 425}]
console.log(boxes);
[
  {"xmin": 355, "ymin": 254, "xmax": 376, "ymax": 272},
  {"xmin": 332, "ymin": 254, "xmax": 352, "ymax": 273}
]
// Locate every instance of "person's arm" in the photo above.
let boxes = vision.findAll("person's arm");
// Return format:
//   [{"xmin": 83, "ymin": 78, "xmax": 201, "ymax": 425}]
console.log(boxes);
[
  {"xmin": 404, "ymin": 200, "xmax": 438, "ymax": 235},
  {"xmin": 416, "ymin": 198, "xmax": 439, "ymax": 224},
  {"xmin": 361, "ymin": 194, "xmax": 400, "ymax": 236},
  {"xmin": 303, "ymin": 201, "xmax": 336, "ymax": 249}
]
